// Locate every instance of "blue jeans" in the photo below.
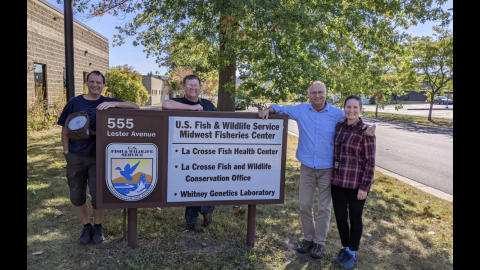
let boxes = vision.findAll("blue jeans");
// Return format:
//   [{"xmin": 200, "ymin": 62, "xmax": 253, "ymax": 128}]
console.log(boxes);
[{"xmin": 185, "ymin": 206, "xmax": 214, "ymax": 224}]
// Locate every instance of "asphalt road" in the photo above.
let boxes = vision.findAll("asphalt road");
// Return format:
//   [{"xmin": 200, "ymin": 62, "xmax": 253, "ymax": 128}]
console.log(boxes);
[
  {"xmin": 245, "ymin": 106, "xmax": 454, "ymax": 195},
  {"xmin": 363, "ymin": 117, "xmax": 453, "ymax": 195}
]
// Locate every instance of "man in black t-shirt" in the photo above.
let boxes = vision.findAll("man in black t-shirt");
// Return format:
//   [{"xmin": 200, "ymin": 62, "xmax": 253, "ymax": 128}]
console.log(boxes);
[
  {"xmin": 163, "ymin": 75, "xmax": 218, "ymax": 233},
  {"xmin": 58, "ymin": 71, "xmax": 139, "ymax": 245},
  {"xmin": 162, "ymin": 77, "xmax": 219, "ymax": 112}
]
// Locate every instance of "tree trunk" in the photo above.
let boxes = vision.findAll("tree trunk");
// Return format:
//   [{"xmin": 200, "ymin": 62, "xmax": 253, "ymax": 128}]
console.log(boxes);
[
  {"xmin": 428, "ymin": 99, "xmax": 434, "ymax": 121},
  {"xmin": 428, "ymin": 100, "xmax": 433, "ymax": 121},
  {"xmin": 217, "ymin": 6, "xmax": 236, "ymax": 112},
  {"xmin": 375, "ymin": 103, "xmax": 379, "ymax": 118},
  {"xmin": 218, "ymin": 62, "xmax": 236, "ymax": 112},
  {"xmin": 428, "ymin": 88, "xmax": 436, "ymax": 121}
]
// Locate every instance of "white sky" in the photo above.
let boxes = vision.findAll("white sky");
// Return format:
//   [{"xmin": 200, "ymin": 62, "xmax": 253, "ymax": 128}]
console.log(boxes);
[{"xmin": 44, "ymin": 0, "xmax": 453, "ymax": 76}]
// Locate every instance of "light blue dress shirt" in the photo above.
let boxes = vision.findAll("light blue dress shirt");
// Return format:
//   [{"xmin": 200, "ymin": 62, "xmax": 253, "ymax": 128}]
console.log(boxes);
[{"xmin": 271, "ymin": 102, "xmax": 345, "ymax": 170}]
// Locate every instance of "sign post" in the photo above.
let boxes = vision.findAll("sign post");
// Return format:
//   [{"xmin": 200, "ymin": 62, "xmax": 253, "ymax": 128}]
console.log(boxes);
[
  {"xmin": 97, "ymin": 110, "xmax": 288, "ymax": 248},
  {"xmin": 247, "ymin": 205, "xmax": 257, "ymax": 247},
  {"xmin": 128, "ymin": 209, "xmax": 138, "ymax": 249}
]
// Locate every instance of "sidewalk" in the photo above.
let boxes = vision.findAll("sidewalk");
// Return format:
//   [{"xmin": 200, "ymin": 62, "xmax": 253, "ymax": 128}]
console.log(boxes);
[{"xmin": 363, "ymin": 104, "xmax": 454, "ymax": 119}]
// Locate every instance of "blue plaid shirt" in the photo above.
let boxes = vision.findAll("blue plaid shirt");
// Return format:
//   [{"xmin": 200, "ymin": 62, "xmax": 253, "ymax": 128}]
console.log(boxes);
[{"xmin": 271, "ymin": 102, "xmax": 345, "ymax": 169}]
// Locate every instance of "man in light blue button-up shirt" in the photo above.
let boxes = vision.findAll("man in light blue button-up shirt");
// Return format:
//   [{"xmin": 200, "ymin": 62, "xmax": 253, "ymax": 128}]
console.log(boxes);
[
  {"xmin": 270, "ymin": 98, "xmax": 344, "ymax": 170},
  {"xmin": 258, "ymin": 81, "xmax": 375, "ymax": 259}
]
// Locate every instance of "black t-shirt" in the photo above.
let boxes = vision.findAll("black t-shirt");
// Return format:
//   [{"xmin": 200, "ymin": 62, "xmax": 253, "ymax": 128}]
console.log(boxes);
[
  {"xmin": 172, "ymin": 97, "xmax": 220, "ymax": 112},
  {"xmin": 58, "ymin": 95, "xmax": 123, "ymax": 156}
]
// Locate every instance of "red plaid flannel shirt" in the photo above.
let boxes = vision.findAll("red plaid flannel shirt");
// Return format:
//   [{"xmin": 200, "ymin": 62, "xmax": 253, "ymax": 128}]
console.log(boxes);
[{"xmin": 331, "ymin": 118, "xmax": 376, "ymax": 193}]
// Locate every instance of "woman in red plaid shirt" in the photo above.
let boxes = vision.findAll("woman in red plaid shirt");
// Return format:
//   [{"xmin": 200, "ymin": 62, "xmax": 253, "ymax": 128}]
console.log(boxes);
[{"xmin": 330, "ymin": 95, "xmax": 376, "ymax": 270}]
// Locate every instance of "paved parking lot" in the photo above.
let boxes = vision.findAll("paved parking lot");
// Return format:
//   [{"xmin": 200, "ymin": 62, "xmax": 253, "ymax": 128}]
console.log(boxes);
[{"xmin": 363, "ymin": 104, "xmax": 454, "ymax": 119}]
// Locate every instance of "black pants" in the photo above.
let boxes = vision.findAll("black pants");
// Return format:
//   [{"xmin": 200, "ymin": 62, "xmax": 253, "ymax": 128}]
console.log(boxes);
[{"xmin": 331, "ymin": 185, "xmax": 367, "ymax": 251}]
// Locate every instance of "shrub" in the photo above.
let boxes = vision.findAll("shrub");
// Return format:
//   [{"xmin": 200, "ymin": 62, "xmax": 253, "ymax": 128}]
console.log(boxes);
[
  {"xmin": 106, "ymin": 65, "xmax": 150, "ymax": 107},
  {"xmin": 27, "ymin": 89, "xmax": 66, "ymax": 134}
]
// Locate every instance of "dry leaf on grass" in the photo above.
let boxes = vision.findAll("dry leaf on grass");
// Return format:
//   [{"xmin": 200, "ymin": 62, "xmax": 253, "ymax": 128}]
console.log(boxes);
[
  {"xmin": 32, "ymin": 251, "xmax": 44, "ymax": 256},
  {"xmin": 235, "ymin": 209, "xmax": 246, "ymax": 215}
]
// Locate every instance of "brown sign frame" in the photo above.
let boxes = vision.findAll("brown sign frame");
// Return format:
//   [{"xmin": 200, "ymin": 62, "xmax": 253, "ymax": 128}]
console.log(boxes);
[{"xmin": 96, "ymin": 109, "xmax": 289, "ymax": 210}]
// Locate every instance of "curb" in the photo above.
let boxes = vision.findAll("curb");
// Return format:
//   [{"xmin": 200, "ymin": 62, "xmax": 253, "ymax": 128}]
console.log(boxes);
[
  {"xmin": 286, "ymin": 132, "xmax": 453, "ymax": 203},
  {"xmin": 374, "ymin": 167, "xmax": 453, "ymax": 202}
]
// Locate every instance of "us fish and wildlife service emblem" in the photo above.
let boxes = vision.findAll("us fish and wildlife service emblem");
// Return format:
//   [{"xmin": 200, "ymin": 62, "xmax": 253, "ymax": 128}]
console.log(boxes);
[{"xmin": 106, "ymin": 143, "xmax": 158, "ymax": 202}]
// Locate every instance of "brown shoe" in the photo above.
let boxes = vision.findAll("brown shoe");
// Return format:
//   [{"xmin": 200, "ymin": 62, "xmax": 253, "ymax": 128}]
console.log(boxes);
[
  {"xmin": 202, "ymin": 207, "xmax": 215, "ymax": 227},
  {"xmin": 187, "ymin": 223, "xmax": 205, "ymax": 233},
  {"xmin": 297, "ymin": 239, "xmax": 313, "ymax": 254}
]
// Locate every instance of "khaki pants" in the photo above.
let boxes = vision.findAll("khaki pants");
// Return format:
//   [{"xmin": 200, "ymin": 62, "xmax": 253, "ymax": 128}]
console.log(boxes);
[{"xmin": 299, "ymin": 164, "xmax": 333, "ymax": 245}]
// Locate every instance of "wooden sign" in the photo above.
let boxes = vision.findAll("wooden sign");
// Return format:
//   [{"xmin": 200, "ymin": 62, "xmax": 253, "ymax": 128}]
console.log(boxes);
[{"xmin": 96, "ymin": 109, "xmax": 289, "ymax": 210}]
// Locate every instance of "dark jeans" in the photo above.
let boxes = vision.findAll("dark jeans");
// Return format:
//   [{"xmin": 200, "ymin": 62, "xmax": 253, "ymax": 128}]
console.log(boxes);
[
  {"xmin": 331, "ymin": 185, "xmax": 367, "ymax": 251},
  {"xmin": 185, "ymin": 206, "xmax": 214, "ymax": 225}
]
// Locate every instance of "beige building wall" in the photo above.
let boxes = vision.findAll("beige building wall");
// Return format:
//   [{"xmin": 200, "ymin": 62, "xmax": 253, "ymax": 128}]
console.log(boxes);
[
  {"xmin": 27, "ymin": 0, "xmax": 109, "ymax": 102},
  {"xmin": 142, "ymin": 76, "xmax": 170, "ymax": 105}
]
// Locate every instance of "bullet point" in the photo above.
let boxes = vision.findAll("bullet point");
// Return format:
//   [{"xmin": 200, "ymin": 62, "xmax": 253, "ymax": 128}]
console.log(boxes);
[
  {"xmin": 175, "ymin": 150, "xmax": 179, "ymax": 153},
  {"xmin": 174, "ymin": 193, "xmax": 178, "ymax": 196},
  {"xmin": 175, "ymin": 166, "xmax": 178, "ymax": 168}
]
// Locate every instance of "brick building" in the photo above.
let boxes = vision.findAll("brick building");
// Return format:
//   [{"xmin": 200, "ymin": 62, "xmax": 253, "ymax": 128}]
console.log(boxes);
[{"xmin": 27, "ymin": 0, "xmax": 109, "ymax": 103}]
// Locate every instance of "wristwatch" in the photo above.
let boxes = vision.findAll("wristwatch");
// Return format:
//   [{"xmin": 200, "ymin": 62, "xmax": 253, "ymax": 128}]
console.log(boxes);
[{"xmin": 64, "ymin": 151, "xmax": 69, "ymax": 156}]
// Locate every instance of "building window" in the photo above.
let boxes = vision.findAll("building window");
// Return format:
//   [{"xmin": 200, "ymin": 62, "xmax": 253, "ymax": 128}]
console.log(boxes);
[
  {"xmin": 63, "ymin": 68, "xmax": 66, "ymax": 87},
  {"xmin": 34, "ymin": 63, "xmax": 47, "ymax": 102},
  {"xmin": 84, "ymin": 72, "xmax": 89, "ymax": 84}
]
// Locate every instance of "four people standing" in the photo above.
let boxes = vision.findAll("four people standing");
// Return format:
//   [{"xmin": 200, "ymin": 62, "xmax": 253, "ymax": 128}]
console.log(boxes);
[{"xmin": 57, "ymin": 73, "xmax": 376, "ymax": 268}]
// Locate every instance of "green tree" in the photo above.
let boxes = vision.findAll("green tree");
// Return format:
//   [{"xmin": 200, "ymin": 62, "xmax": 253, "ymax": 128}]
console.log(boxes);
[
  {"xmin": 407, "ymin": 25, "xmax": 454, "ymax": 121},
  {"xmin": 106, "ymin": 65, "xmax": 150, "ymax": 107},
  {"xmin": 369, "ymin": 51, "xmax": 417, "ymax": 117},
  {"xmin": 66, "ymin": 0, "xmax": 451, "ymax": 111}
]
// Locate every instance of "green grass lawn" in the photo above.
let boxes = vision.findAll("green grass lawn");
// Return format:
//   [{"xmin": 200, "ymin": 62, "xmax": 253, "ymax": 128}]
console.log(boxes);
[
  {"xmin": 27, "ymin": 127, "xmax": 453, "ymax": 270},
  {"xmin": 362, "ymin": 111, "xmax": 453, "ymax": 128}
]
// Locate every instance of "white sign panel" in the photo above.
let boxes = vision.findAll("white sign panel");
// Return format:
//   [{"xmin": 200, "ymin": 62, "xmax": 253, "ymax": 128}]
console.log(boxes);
[{"xmin": 167, "ymin": 117, "xmax": 284, "ymax": 202}]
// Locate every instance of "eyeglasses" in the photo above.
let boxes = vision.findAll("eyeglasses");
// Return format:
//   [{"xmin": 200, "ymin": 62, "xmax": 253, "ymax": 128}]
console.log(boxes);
[
  {"xmin": 186, "ymin": 84, "xmax": 200, "ymax": 89},
  {"xmin": 310, "ymin": 91, "xmax": 325, "ymax": 96}
]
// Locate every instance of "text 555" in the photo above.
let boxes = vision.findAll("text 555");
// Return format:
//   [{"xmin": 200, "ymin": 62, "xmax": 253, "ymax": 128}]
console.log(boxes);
[{"xmin": 107, "ymin": 118, "xmax": 134, "ymax": 129}]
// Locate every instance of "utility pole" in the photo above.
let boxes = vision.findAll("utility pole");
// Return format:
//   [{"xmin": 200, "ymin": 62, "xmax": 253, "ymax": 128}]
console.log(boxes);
[{"xmin": 65, "ymin": 0, "xmax": 75, "ymax": 102}]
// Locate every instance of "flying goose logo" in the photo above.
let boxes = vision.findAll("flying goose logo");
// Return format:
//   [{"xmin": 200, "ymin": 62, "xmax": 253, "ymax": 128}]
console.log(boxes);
[{"xmin": 115, "ymin": 161, "xmax": 141, "ymax": 181}]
